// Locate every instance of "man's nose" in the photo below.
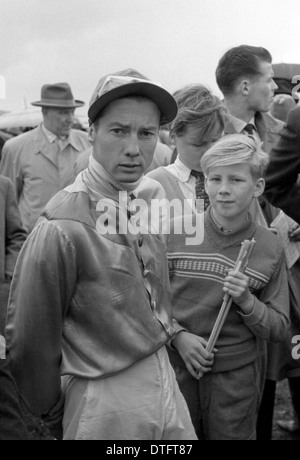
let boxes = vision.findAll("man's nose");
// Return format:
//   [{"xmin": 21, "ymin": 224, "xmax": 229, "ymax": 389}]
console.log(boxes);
[
  {"xmin": 272, "ymin": 79, "xmax": 278, "ymax": 92},
  {"xmin": 66, "ymin": 112, "xmax": 75, "ymax": 123},
  {"xmin": 126, "ymin": 135, "xmax": 140, "ymax": 156},
  {"xmin": 218, "ymin": 181, "xmax": 230, "ymax": 194}
]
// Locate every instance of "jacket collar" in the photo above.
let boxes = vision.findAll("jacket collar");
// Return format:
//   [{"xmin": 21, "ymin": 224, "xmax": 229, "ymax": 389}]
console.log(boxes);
[
  {"xmin": 224, "ymin": 111, "xmax": 284, "ymax": 141},
  {"xmin": 32, "ymin": 124, "xmax": 83, "ymax": 156},
  {"xmin": 170, "ymin": 156, "xmax": 193, "ymax": 183}
]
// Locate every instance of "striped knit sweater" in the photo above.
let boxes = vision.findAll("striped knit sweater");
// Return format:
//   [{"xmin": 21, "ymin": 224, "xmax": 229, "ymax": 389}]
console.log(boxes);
[{"xmin": 167, "ymin": 207, "xmax": 290, "ymax": 373}]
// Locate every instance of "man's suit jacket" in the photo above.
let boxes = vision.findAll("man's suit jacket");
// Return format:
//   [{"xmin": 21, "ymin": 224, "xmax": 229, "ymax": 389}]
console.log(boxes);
[
  {"xmin": 224, "ymin": 111, "xmax": 284, "ymax": 155},
  {"xmin": 0, "ymin": 176, "xmax": 26, "ymax": 334},
  {"xmin": 264, "ymin": 105, "xmax": 300, "ymax": 224}
]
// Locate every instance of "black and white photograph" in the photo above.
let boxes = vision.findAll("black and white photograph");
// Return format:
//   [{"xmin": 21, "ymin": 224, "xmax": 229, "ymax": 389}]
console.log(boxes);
[{"xmin": 0, "ymin": 0, "xmax": 300, "ymax": 443}]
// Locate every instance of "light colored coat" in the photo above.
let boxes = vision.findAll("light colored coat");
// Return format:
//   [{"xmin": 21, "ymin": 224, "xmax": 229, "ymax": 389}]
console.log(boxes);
[{"xmin": 0, "ymin": 124, "xmax": 90, "ymax": 232}]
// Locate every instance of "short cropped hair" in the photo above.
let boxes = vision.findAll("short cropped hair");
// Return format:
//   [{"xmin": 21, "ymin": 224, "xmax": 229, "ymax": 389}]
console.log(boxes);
[
  {"xmin": 201, "ymin": 134, "xmax": 269, "ymax": 179},
  {"xmin": 216, "ymin": 45, "xmax": 272, "ymax": 96},
  {"xmin": 169, "ymin": 84, "xmax": 225, "ymax": 144}
]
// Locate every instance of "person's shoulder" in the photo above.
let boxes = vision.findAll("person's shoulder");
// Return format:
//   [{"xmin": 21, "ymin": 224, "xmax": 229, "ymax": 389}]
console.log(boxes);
[
  {"xmin": 137, "ymin": 175, "xmax": 167, "ymax": 200},
  {"xmin": 261, "ymin": 112, "xmax": 285, "ymax": 132},
  {"xmin": 44, "ymin": 187, "xmax": 88, "ymax": 217},
  {"xmin": 70, "ymin": 128, "xmax": 89, "ymax": 141},
  {"xmin": 286, "ymin": 104, "xmax": 300, "ymax": 130},
  {"xmin": 69, "ymin": 129, "xmax": 90, "ymax": 152},
  {"xmin": 289, "ymin": 104, "xmax": 300, "ymax": 116},
  {"xmin": 146, "ymin": 165, "xmax": 169, "ymax": 181},
  {"xmin": 4, "ymin": 127, "xmax": 37, "ymax": 149},
  {"xmin": 254, "ymin": 225, "xmax": 285, "ymax": 255},
  {"xmin": 139, "ymin": 174, "xmax": 165, "ymax": 191},
  {"xmin": 155, "ymin": 141, "xmax": 172, "ymax": 155},
  {"xmin": 74, "ymin": 147, "xmax": 92, "ymax": 174},
  {"xmin": 154, "ymin": 142, "xmax": 172, "ymax": 164}
]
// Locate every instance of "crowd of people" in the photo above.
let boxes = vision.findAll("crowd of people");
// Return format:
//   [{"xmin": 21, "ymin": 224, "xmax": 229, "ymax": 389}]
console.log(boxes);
[{"xmin": 0, "ymin": 44, "xmax": 300, "ymax": 440}]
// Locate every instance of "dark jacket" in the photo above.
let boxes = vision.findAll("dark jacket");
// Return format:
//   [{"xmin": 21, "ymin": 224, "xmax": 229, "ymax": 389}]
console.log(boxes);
[
  {"xmin": 224, "ymin": 111, "xmax": 284, "ymax": 155},
  {"xmin": 0, "ymin": 358, "xmax": 28, "ymax": 440},
  {"xmin": 0, "ymin": 176, "xmax": 26, "ymax": 334},
  {"xmin": 264, "ymin": 105, "xmax": 300, "ymax": 224}
]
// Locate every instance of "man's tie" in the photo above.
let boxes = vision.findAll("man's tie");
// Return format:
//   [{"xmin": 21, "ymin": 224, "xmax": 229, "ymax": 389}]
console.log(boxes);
[
  {"xmin": 190, "ymin": 170, "xmax": 210, "ymax": 212},
  {"xmin": 127, "ymin": 193, "xmax": 137, "ymax": 219},
  {"xmin": 243, "ymin": 123, "xmax": 254, "ymax": 136}
]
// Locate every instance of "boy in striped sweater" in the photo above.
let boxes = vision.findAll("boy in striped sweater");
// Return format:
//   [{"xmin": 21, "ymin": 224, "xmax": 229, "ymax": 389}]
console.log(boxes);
[{"xmin": 167, "ymin": 134, "xmax": 289, "ymax": 440}]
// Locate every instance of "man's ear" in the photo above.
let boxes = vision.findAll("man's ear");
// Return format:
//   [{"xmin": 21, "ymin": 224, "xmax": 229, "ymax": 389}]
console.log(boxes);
[
  {"xmin": 88, "ymin": 125, "xmax": 95, "ymax": 144},
  {"xmin": 253, "ymin": 177, "xmax": 265, "ymax": 197},
  {"xmin": 239, "ymin": 78, "xmax": 250, "ymax": 96},
  {"xmin": 204, "ymin": 176, "xmax": 208, "ymax": 193},
  {"xmin": 168, "ymin": 131, "xmax": 176, "ymax": 147}
]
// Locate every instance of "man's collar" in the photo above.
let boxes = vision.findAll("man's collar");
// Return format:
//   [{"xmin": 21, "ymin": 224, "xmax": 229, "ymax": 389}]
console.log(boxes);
[
  {"xmin": 42, "ymin": 123, "xmax": 57, "ymax": 143},
  {"xmin": 226, "ymin": 113, "xmax": 257, "ymax": 133},
  {"xmin": 173, "ymin": 156, "xmax": 194, "ymax": 183},
  {"xmin": 41, "ymin": 123, "xmax": 84, "ymax": 151}
]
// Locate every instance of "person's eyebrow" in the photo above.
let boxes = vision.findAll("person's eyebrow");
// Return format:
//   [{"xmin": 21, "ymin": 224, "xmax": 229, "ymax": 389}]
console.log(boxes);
[
  {"xmin": 140, "ymin": 125, "xmax": 159, "ymax": 131},
  {"xmin": 107, "ymin": 121, "xmax": 158, "ymax": 131},
  {"xmin": 227, "ymin": 173, "xmax": 245, "ymax": 178},
  {"xmin": 107, "ymin": 121, "xmax": 130, "ymax": 128}
]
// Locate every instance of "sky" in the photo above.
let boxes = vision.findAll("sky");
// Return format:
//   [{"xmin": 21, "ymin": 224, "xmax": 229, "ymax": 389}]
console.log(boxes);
[{"xmin": 1, "ymin": 0, "xmax": 300, "ymax": 116}]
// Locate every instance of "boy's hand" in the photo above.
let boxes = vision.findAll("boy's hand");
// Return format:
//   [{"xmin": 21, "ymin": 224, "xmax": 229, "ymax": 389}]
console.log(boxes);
[
  {"xmin": 223, "ymin": 270, "xmax": 254, "ymax": 315},
  {"xmin": 172, "ymin": 331, "xmax": 215, "ymax": 380}
]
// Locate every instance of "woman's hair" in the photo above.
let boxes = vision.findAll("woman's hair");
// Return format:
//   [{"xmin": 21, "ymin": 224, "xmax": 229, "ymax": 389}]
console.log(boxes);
[
  {"xmin": 169, "ymin": 84, "xmax": 225, "ymax": 144},
  {"xmin": 200, "ymin": 133, "xmax": 269, "ymax": 178}
]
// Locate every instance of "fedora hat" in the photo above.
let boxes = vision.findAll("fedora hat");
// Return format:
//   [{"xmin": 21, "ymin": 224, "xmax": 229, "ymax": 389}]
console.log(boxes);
[
  {"xmin": 32, "ymin": 82, "xmax": 85, "ymax": 108},
  {"xmin": 88, "ymin": 68, "xmax": 177, "ymax": 126}
]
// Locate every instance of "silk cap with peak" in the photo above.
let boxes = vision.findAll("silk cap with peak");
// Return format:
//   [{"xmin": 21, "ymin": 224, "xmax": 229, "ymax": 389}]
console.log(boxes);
[{"xmin": 88, "ymin": 68, "xmax": 178, "ymax": 126}]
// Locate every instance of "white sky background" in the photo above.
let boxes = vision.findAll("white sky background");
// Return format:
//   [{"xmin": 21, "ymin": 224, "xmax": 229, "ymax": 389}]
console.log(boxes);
[{"xmin": 0, "ymin": 0, "xmax": 299, "ymax": 115}]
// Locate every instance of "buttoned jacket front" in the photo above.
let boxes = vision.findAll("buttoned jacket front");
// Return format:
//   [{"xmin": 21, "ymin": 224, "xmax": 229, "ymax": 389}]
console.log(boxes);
[{"xmin": 6, "ymin": 174, "xmax": 176, "ymax": 416}]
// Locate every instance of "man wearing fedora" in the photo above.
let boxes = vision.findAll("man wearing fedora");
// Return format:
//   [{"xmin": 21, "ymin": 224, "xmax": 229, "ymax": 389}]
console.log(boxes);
[
  {"xmin": 0, "ymin": 82, "xmax": 90, "ymax": 233},
  {"xmin": 5, "ymin": 68, "xmax": 197, "ymax": 440}
]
